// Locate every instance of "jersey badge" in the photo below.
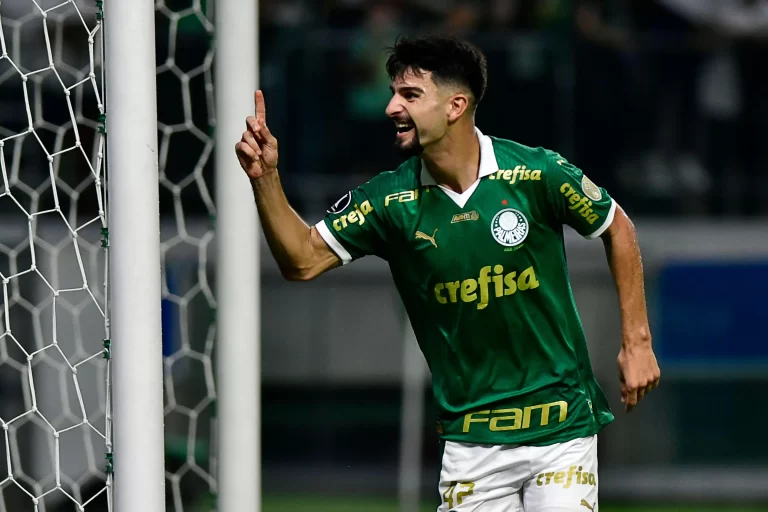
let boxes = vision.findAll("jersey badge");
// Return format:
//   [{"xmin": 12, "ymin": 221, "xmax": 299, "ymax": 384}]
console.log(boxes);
[
  {"xmin": 415, "ymin": 228, "xmax": 438, "ymax": 249},
  {"xmin": 490, "ymin": 209, "xmax": 528, "ymax": 247},
  {"xmin": 327, "ymin": 191, "xmax": 352, "ymax": 213},
  {"xmin": 451, "ymin": 211, "xmax": 479, "ymax": 224},
  {"xmin": 581, "ymin": 175, "xmax": 603, "ymax": 201}
]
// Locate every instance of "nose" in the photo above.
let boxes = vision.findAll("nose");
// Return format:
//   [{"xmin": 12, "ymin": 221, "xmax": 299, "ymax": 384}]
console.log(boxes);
[{"xmin": 385, "ymin": 96, "xmax": 403, "ymax": 118}]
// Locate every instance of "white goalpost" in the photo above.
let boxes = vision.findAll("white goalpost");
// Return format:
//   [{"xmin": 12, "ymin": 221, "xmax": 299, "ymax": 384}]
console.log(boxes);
[
  {"xmin": 104, "ymin": 0, "xmax": 165, "ymax": 510},
  {"xmin": 213, "ymin": 0, "xmax": 260, "ymax": 510}
]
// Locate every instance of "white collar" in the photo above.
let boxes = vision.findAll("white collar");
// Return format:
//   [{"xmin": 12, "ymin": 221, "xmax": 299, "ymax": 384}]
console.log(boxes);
[{"xmin": 419, "ymin": 127, "xmax": 498, "ymax": 187}]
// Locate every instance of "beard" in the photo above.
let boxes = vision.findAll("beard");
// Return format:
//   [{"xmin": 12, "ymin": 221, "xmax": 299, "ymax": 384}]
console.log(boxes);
[{"xmin": 393, "ymin": 129, "xmax": 424, "ymax": 158}]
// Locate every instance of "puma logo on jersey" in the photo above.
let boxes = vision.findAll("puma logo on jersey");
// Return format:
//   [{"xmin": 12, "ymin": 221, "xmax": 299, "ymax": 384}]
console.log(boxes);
[
  {"xmin": 580, "ymin": 499, "xmax": 595, "ymax": 511},
  {"xmin": 415, "ymin": 228, "xmax": 438, "ymax": 248}
]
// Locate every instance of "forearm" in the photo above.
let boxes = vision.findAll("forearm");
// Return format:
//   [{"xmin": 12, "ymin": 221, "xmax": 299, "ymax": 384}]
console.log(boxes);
[
  {"xmin": 604, "ymin": 209, "xmax": 661, "ymax": 410},
  {"xmin": 250, "ymin": 171, "xmax": 314, "ymax": 276},
  {"xmin": 602, "ymin": 210, "xmax": 651, "ymax": 346},
  {"xmin": 237, "ymin": 92, "xmax": 338, "ymax": 280}
]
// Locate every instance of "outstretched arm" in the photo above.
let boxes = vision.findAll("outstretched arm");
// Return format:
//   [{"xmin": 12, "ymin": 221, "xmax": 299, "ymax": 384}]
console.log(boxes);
[
  {"xmin": 600, "ymin": 205, "xmax": 661, "ymax": 412},
  {"xmin": 236, "ymin": 91, "xmax": 340, "ymax": 281}
]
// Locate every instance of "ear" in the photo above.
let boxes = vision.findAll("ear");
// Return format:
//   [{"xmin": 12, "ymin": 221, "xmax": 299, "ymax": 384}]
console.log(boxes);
[{"xmin": 446, "ymin": 93, "xmax": 470, "ymax": 124}]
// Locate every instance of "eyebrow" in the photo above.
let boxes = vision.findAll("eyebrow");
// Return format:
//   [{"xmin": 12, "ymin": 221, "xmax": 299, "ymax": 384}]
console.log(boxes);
[{"xmin": 389, "ymin": 85, "xmax": 425, "ymax": 95}]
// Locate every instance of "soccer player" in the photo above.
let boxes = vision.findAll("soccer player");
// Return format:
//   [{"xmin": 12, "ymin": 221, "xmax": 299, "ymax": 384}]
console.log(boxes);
[{"xmin": 236, "ymin": 35, "xmax": 660, "ymax": 512}]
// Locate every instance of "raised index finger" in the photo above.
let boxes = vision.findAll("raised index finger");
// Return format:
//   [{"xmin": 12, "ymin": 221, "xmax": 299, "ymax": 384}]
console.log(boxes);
[{"xmin": 255, "ymin": 90, "xmax": 266, "ymax": 123}]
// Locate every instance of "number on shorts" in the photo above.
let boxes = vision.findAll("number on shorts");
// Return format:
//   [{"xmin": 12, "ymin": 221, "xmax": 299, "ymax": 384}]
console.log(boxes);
[{"xmin": 442, "ymin": 481, "xmax": 475, "ymax": 509}]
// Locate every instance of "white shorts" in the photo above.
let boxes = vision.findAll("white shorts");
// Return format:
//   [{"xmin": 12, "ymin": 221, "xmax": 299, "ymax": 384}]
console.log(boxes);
[{"xmin": 437, "ymin": 435, "xmax": 599, "ymax": 512}]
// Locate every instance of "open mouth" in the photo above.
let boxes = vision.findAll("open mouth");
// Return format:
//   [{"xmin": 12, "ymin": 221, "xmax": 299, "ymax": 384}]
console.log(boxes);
[{"xmin": 395, "ymin": 123, "xmax": 414, "ymax": 134}]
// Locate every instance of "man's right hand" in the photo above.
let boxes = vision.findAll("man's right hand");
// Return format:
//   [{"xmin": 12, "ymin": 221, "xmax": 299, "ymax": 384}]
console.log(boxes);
[{"xmin": 236, "ymin": 90, "xmax": 279, "ymax": 179}]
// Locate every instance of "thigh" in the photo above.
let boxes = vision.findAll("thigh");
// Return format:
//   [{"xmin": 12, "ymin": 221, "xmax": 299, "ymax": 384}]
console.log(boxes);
[
  {"xmin": 522, "ymin": 435, "xmax": 599, "ymax": 512},
  {"xmin": 437, "ymin": 441, "xmax": 524, "ymax": 512}
]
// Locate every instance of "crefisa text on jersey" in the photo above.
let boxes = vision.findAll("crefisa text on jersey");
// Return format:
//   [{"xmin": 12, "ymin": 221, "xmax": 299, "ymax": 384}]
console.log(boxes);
[
  {"xmin": 488, "ymin": 165, "xmax": 542, "ymax": 184},
  {"xmin": 559, "ymin": 183, "xmax": 600, "ymax": 225},
  {"xmin": 434, "ymin": 264, "xmax": 540, "ymax": 310}
]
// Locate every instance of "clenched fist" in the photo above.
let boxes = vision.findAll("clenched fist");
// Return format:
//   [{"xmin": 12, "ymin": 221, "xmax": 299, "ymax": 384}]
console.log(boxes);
[
  {"xmin": 617, "ymin": 341, "xmax": 660, "ymax": 412},
  {"xmin": 235, "ymin": 90, "xmax": 279, "ymax": 179}
]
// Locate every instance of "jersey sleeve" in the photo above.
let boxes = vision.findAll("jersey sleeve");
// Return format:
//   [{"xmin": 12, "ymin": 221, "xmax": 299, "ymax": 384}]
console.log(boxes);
[
  {"xmin": 314, "ymin": 182, "xmax": 388, "ymax": 265},
  {"xmin": 543, "ymin": 152, "xmax": 617, "ymax": 239}
]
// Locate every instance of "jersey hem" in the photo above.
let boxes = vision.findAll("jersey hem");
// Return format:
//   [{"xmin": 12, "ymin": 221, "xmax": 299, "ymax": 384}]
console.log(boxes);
[
  {"xmin": 314, "ymin": 220, "xmax": 352, "ymax": 265},
  {"xmin": 439, "ymin": 421, "xmax": 607, "ymax": 448},
  {"xmin": 585, "ymin": 199, "xmax": 617, "ymax": 240}
]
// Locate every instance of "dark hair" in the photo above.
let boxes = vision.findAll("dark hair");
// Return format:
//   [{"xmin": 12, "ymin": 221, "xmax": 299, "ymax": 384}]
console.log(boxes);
[{"xmin": 386, "ymin": 35, "xmax": 488, "ymax": 110}]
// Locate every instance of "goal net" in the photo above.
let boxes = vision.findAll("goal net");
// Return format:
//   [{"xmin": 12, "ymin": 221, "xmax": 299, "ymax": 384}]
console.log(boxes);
[
  {"xmin": 155, "ymin": 0, "xmax": 218, "ymax": 509},
  {"xmin": 0, "ymin": 0, "xmax": 109, "ymax": 509},
  {"xmin": 0, "ymin": 0, "xmax": 219, "ymax": 510}
]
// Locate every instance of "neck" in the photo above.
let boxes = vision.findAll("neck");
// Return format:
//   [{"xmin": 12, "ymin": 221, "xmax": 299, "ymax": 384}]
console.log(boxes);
[{"xmin": 422, "ymin": 123, "xmax": 481, "ymax": 194}]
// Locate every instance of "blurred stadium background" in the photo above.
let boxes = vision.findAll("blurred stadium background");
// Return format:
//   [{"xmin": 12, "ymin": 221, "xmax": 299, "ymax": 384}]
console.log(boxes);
[{"xmin": 1, "ymin": 0, "xmax": 767, "ymax": 510}]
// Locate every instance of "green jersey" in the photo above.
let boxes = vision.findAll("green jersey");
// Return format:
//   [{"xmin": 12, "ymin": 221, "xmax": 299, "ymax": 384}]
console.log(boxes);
[{"xmin": 315, "ymin": 129, "xmax": 615, "ymax": 446}]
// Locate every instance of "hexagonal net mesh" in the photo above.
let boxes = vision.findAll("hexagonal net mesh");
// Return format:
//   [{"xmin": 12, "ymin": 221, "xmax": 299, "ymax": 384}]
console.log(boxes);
[
  {"xmin": 155, "ymin": 0, "xmax": 218, "ymax": 510},
  {"xmin": 0, "ymin": 0, "xmax": 110, "ymax": 511},
  {"xmin": 0, "ymin": 0, "xmax": 218, "ymax": 510}
]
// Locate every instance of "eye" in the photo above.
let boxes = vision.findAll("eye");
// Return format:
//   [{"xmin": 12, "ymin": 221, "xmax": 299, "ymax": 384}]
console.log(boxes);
[{"xmin": 404, "ymin": 92, "xmax": 417, "ymax": 101}]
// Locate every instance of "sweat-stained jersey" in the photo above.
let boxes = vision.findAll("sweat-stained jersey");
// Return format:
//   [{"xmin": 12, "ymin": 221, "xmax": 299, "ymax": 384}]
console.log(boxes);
[{"xmin": 315, "ymin": 128, "xmax": 616, "ymax": 446}]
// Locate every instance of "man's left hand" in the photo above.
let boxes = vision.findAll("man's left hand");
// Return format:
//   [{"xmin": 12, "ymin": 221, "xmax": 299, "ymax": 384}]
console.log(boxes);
[{"xmin": 617, "ymin": 341, "xmax": 660, "ymax": 412}]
